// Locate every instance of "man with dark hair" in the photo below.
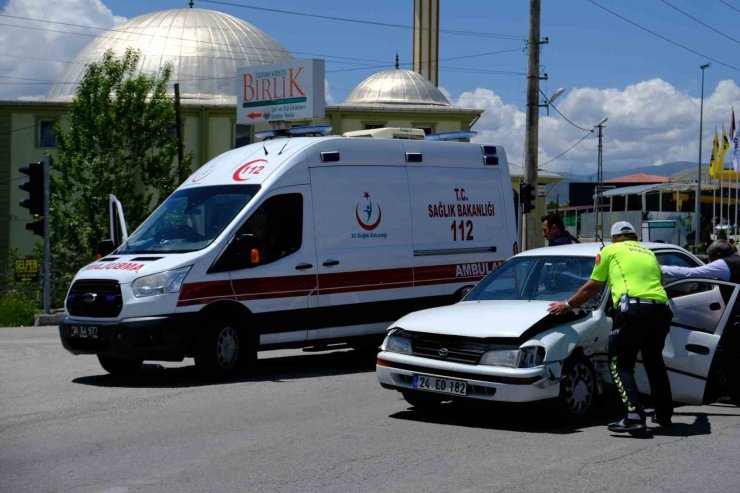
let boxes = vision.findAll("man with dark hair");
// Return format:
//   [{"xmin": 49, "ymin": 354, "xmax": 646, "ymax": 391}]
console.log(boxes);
[
  {"xmin": 548, "ymin": 221, "xmax": 673, "ymax": 433},
  {"xmin": 542, "ymin": 214, "xmax": 579, "ymax": 246},
  {"xmin": 662, "ymin": 239, "xmax": 740, "ymax": 283}
]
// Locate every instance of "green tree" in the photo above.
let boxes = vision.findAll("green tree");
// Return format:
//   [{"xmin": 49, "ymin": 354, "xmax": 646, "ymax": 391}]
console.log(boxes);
[{"xmin": 51, "ymin": 48, "xmax": 191, "ymax": 298}]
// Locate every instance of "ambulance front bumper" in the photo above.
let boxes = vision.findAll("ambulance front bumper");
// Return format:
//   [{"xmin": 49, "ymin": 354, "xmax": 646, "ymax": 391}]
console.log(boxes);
[{"xmin": 59, "ymin": 314, "xmax": 194, "ymax": 361}]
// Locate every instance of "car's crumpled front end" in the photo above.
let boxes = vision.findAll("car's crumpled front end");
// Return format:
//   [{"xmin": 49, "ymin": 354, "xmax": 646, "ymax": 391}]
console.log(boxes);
[{"xmin": 376, "ymin": 300, "xmax": 606, "ymax": 403}]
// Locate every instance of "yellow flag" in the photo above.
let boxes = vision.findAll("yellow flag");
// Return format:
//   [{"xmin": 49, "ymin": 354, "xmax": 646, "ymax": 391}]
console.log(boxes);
[
  {"xmin": 718, "ymin": 127, "xmax": 731, "ymax": 176},
  {"xmin": 709, "ymin": 129, "xmax": 719, "ymax": 179}
]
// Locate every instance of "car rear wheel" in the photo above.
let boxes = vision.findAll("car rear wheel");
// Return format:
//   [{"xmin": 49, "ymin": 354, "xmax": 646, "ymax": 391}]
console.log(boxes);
[
  {"xmin": 402, "ymin": 391, "xmax": 445, "ymax": 409},
  {"xmin": 557, "ymin": 355, "xmax": 597, "ymax": 420},
  {"xmin": 97, "ymin": 354, "xmax": 142, "ymax": 376},
  {"xmin": 195, "ymin": 313, "xmax": 244, "ymax": 379}
]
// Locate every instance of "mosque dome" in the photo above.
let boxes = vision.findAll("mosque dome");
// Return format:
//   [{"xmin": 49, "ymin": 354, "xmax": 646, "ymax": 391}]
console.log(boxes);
[
  {"xmin": 48, "ymin": 8, "xmax": 294, "ymax": 103},
  {"xmin": 344, "ymin": 69, "xmax": 450, "ymax": 106}
]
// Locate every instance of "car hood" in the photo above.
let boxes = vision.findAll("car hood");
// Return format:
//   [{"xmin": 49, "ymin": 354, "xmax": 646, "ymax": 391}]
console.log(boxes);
[{"xmin": 394, "ymin": 300, "xmax": 575, "ymax": 339}]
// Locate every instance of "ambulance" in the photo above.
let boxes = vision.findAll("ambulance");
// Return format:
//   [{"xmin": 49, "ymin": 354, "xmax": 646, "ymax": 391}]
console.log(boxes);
[{"xmin": 59, "ymin": 132, "xmax": 518, "ymax": 378}]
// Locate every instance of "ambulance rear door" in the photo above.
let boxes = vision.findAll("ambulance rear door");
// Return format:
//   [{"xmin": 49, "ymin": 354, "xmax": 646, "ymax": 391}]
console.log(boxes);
[{"xmin": 404, "ymin": 141, "xmax": 515, "ymax": 300}]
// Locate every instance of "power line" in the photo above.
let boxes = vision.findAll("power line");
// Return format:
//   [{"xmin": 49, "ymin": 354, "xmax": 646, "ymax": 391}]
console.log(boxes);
[
  {"xmin": 588, "ymin": 0, "xmax": 740, "ymax": 72},
  {"xmin": 198, "ymin": 0, "xmax": 527, "ymax": 41},
  {"xmin": 719, "ymin": 0, "xmax": 740, "ymax": 14},
  {"xmin": 539, "ymin": 132, "xmax": 594, "ymax": 168},
  {"xmin": 659, "ymin": 0, "xmax": 740, "ymax": 47},
  {"xmin": 0, "ymin": 15, "xmax": 525, "ymax": 79}
]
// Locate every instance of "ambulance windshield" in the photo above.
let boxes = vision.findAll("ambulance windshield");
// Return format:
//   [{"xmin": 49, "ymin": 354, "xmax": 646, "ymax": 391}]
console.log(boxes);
[{"xmin": 119, "ymin": 185, "xmax": 259, "ymax": 254}]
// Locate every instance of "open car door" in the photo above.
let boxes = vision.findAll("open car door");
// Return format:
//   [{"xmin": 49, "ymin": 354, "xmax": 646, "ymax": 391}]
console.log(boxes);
[
  {"xmin": 635, "ymin": 279, "xmax": 740, "ymax": 405},
  {"xmin": 109, "ymin": 194, "xmax": 128, "ymax": 247}
]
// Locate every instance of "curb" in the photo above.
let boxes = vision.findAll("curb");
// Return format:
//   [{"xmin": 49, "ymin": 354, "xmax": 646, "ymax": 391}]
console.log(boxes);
[{"xmin": 34, "ymin": 311, "xmax": 64, "ymax": 326}]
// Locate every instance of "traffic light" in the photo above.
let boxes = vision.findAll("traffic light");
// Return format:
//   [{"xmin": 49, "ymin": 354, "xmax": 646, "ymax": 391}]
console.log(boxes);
[
  {"xmin": 19, "ymin": 161, "xmax": 44, "ymax": 216},
  {"xmin": 520, "ymin": 182, "xmax": 535, "ymax": 214},
  {"xmin": 26, "ymin": 218, "xmax": 44, "ymax": 236}
]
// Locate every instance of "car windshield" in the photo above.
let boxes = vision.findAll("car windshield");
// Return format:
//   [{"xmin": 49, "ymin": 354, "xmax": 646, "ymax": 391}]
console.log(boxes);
[
  {"xmin": 118, "ymin": 185, "xmax": 259, "ymax": 254},
  {"xmin": 465, "ymin": 255, "xmax": 604, "ymax": 309}
]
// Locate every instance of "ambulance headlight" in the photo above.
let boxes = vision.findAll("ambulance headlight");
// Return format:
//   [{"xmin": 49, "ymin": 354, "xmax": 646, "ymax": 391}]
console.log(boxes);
[
  {"xmin": 132, "ymin": 266, "xmax": 191, "ymax": 298},
  {"xmin": 381, "ymin": 329, "xmax": 412, "ymax": 355}
]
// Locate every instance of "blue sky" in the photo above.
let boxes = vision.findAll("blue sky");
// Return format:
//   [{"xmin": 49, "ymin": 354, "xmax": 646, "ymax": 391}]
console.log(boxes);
[{"xmin": 1, "ymin": 0, "xmax": 739, "ymax": 175}]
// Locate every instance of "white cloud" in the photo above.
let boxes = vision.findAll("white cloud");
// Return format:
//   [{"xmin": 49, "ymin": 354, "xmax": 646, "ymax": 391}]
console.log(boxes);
[
  {"xmin": 0, "ymin": 0, "xmax": 120, "ymax": 100},
  {"xmin": 456, "ymin": 78, "xmax": 740, "ymax": 176},
  {"xmin": 324, "ymin": 79, "xmax": 335, "ymax": 105}
]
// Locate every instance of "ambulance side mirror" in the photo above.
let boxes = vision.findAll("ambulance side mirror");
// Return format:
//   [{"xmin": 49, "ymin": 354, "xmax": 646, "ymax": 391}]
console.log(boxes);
[
  {"xmin": 209, "ymin": 233, "xmax": 258, "ymax": 273},
  {"xmin": 96, "ymin": 239, "xmax": 115, "ymax": 259}
]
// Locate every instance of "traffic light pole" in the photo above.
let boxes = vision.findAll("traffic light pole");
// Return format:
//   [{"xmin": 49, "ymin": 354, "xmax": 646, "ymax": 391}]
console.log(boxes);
[{"xmin": 42, "ymin": 156, "xmax": 50, "ymax": 313}]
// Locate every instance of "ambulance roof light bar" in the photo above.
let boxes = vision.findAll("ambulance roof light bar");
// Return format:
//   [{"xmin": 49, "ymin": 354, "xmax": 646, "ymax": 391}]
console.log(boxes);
[
  {"xmin": 425, "ymin": 131, "xmax": 478, "ymax": 141},
  {"xmin": 255, "ymin": 125, "xmax": 333, "ymax": 140}
]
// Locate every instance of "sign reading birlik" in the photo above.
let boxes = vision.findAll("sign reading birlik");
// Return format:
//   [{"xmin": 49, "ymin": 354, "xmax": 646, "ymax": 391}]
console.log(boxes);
[{"xmin": 237, "ymin": 59, "xmax": 325, "ymax": 125}]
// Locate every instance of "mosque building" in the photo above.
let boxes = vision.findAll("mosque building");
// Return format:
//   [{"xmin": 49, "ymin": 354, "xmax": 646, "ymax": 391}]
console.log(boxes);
[{"xmin": 0, "ymin": 4, "xmax": 557, "ymax": 266}]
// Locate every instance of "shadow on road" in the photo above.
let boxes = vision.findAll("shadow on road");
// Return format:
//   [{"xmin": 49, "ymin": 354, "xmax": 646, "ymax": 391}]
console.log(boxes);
[
  {"xmin": 72, "ymin": 348, "xmax": 377, "ymax": 388},
  {"xmin": 388, "ymin": 398, "xmax": 622, "ymax": 435},
  {"xmin": 389, "ymin": 398, "xmax": 740, "ymax": 436}
]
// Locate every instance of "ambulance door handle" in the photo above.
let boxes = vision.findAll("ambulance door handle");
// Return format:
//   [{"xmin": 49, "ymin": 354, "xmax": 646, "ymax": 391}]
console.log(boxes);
[
  {"xmin": 322, "ymin": 259, "xmax": 340, "ymax": 267},
  {"xmin": 295, "ymin": 263, "xmax": 313, "ymax": 271},
  {"xmin": 685, "ymin": 344, "xmax": 710, "ymax": 355}
]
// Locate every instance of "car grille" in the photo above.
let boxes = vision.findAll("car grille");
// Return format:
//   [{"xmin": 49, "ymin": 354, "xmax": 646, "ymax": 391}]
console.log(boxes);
[
  {"xmin": 409, "ymin": 332, "xmax": 488, "ymax": 364},
  {"xmin": 66, "ymin": 280, "xmax": 123, "ymax": 317}
]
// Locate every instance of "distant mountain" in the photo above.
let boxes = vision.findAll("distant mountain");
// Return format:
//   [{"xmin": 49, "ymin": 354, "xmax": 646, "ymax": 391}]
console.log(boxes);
[{"xmin": 544, "ymin": 161, "xmax": 700, "ymax": 205}]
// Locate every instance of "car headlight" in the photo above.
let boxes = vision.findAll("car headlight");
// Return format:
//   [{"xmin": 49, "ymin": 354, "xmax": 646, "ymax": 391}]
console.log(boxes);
[
  {"xmin": 381, "ymin": 330, "xmax": 412, "ymax": 355},
  {"xmin": 518, "ymin": 346, "xmax": 545, "ymax": 368},
  {"xmin": 479, "ymin": 346, "xmax": 520, "ymax": 367},
  {"xmin": 131, "ymin": 266, "xmax": 192, "ymax": 298},
  {"xmin": 479, "ymin": 345, "xmax": 545, "ymax": 368}
]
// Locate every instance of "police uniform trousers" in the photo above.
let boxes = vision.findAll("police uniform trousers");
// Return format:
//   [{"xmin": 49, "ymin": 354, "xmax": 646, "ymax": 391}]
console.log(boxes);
[{"xmin": 608, "ymin": 302, "xmax": 673, "ymax": 421}]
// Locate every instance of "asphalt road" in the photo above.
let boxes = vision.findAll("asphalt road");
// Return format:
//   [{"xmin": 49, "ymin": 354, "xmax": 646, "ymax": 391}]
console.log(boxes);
[{"xmin": 2, "ymin": 326, "xmax": 740, "ymax": 493}]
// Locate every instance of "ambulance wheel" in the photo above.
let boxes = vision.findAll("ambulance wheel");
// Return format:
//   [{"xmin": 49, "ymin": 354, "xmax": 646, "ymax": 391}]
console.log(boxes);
[
  {"xmin": 196, "ymin": 313, "xmax": 243, "ymax": 379},
  {"xmin": 557, "ymin": 355, "xmax": 597, "ymax": 420},
  {"xmin": 97, "ymin": 355, "xmax": 142, "ymax": 376},
  {"xmin": 402, "ymin": 391, "xmax": 444, "ymax": 409}
]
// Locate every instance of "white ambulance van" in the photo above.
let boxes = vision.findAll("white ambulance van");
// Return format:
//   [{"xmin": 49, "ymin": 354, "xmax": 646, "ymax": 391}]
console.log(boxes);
[{"xmin": 59, "ymin": 134, "xmax": 518, "ymax": 378}]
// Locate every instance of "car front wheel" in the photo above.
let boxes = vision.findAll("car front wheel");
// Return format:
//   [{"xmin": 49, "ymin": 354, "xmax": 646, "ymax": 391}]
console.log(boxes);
[{"xmin": 557, "ymin": 355, "xmax": 597, "ymax": 420}]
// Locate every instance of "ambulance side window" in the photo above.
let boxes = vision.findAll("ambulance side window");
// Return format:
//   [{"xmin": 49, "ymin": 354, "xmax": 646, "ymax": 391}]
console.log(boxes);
[{"xmin": 227, "ymin": 193, "xmax": 303, "ymax": 270}]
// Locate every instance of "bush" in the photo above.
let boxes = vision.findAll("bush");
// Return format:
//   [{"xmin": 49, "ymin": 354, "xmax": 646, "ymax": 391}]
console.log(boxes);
[{"xmin": 0, "ymin": 291, "xmax": 39, "ymax": 327}]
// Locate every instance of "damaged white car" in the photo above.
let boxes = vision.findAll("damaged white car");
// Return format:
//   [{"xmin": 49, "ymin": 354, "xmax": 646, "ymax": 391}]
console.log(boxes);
[{"xmin": 377, "ymin": 242, "xmax": 740, "ymax": 420}]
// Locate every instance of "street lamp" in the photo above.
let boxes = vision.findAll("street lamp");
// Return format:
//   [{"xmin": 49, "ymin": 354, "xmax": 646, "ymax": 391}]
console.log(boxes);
[
  {"xmin": 695, "ymin": 63, "xmax": 711, "ymax": 254},
  {"xmin": 539, "ymin": 87, "xmax": 565, "ymax": 115},
  {"xmin": 595, "ymin": 117, "xmax": 608, "ymax": 239}
]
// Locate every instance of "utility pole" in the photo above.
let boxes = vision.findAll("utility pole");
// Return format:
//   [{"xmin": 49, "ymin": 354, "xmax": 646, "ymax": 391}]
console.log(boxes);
[
  {"xmin": 595, "ymin": 118, "xmax": 608, "ymax": 239},
  {"xmin": 523, "ymin": 0, "xmax": 543, "ymax": 250},
  {"xmin": 695, "ymin": 63, "xmax": 710, "ymax": 254}
]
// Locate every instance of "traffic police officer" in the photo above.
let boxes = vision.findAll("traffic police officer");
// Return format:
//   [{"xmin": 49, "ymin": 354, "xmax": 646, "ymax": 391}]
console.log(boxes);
[{"xmin": 548, "ymin": 221, "xmax": 673, "ymax": 432}]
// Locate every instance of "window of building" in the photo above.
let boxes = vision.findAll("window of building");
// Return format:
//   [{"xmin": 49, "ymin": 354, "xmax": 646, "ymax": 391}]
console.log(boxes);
[
  {"xmin": 363, "ymin": 122, "xmax": 386, "ymax": 130},
  {"xmin": 412, "ymin": 124, "xmax": 435, "ymax": 136},
  {"xmin": 37, "ymin": 119, "xmax": 57, "ymax": 148}
]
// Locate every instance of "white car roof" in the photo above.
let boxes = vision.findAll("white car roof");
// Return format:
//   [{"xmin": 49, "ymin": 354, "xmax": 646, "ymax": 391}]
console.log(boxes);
[{"xmin": 515, "ymin": 241, "xmax": 690, "ymax": 258}]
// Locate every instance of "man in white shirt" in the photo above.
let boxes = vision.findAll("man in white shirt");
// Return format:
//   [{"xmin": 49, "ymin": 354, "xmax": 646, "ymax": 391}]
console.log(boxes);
[{"xmin": 662, "ymin": 240, "xmax": 740, "ymax": 282}]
